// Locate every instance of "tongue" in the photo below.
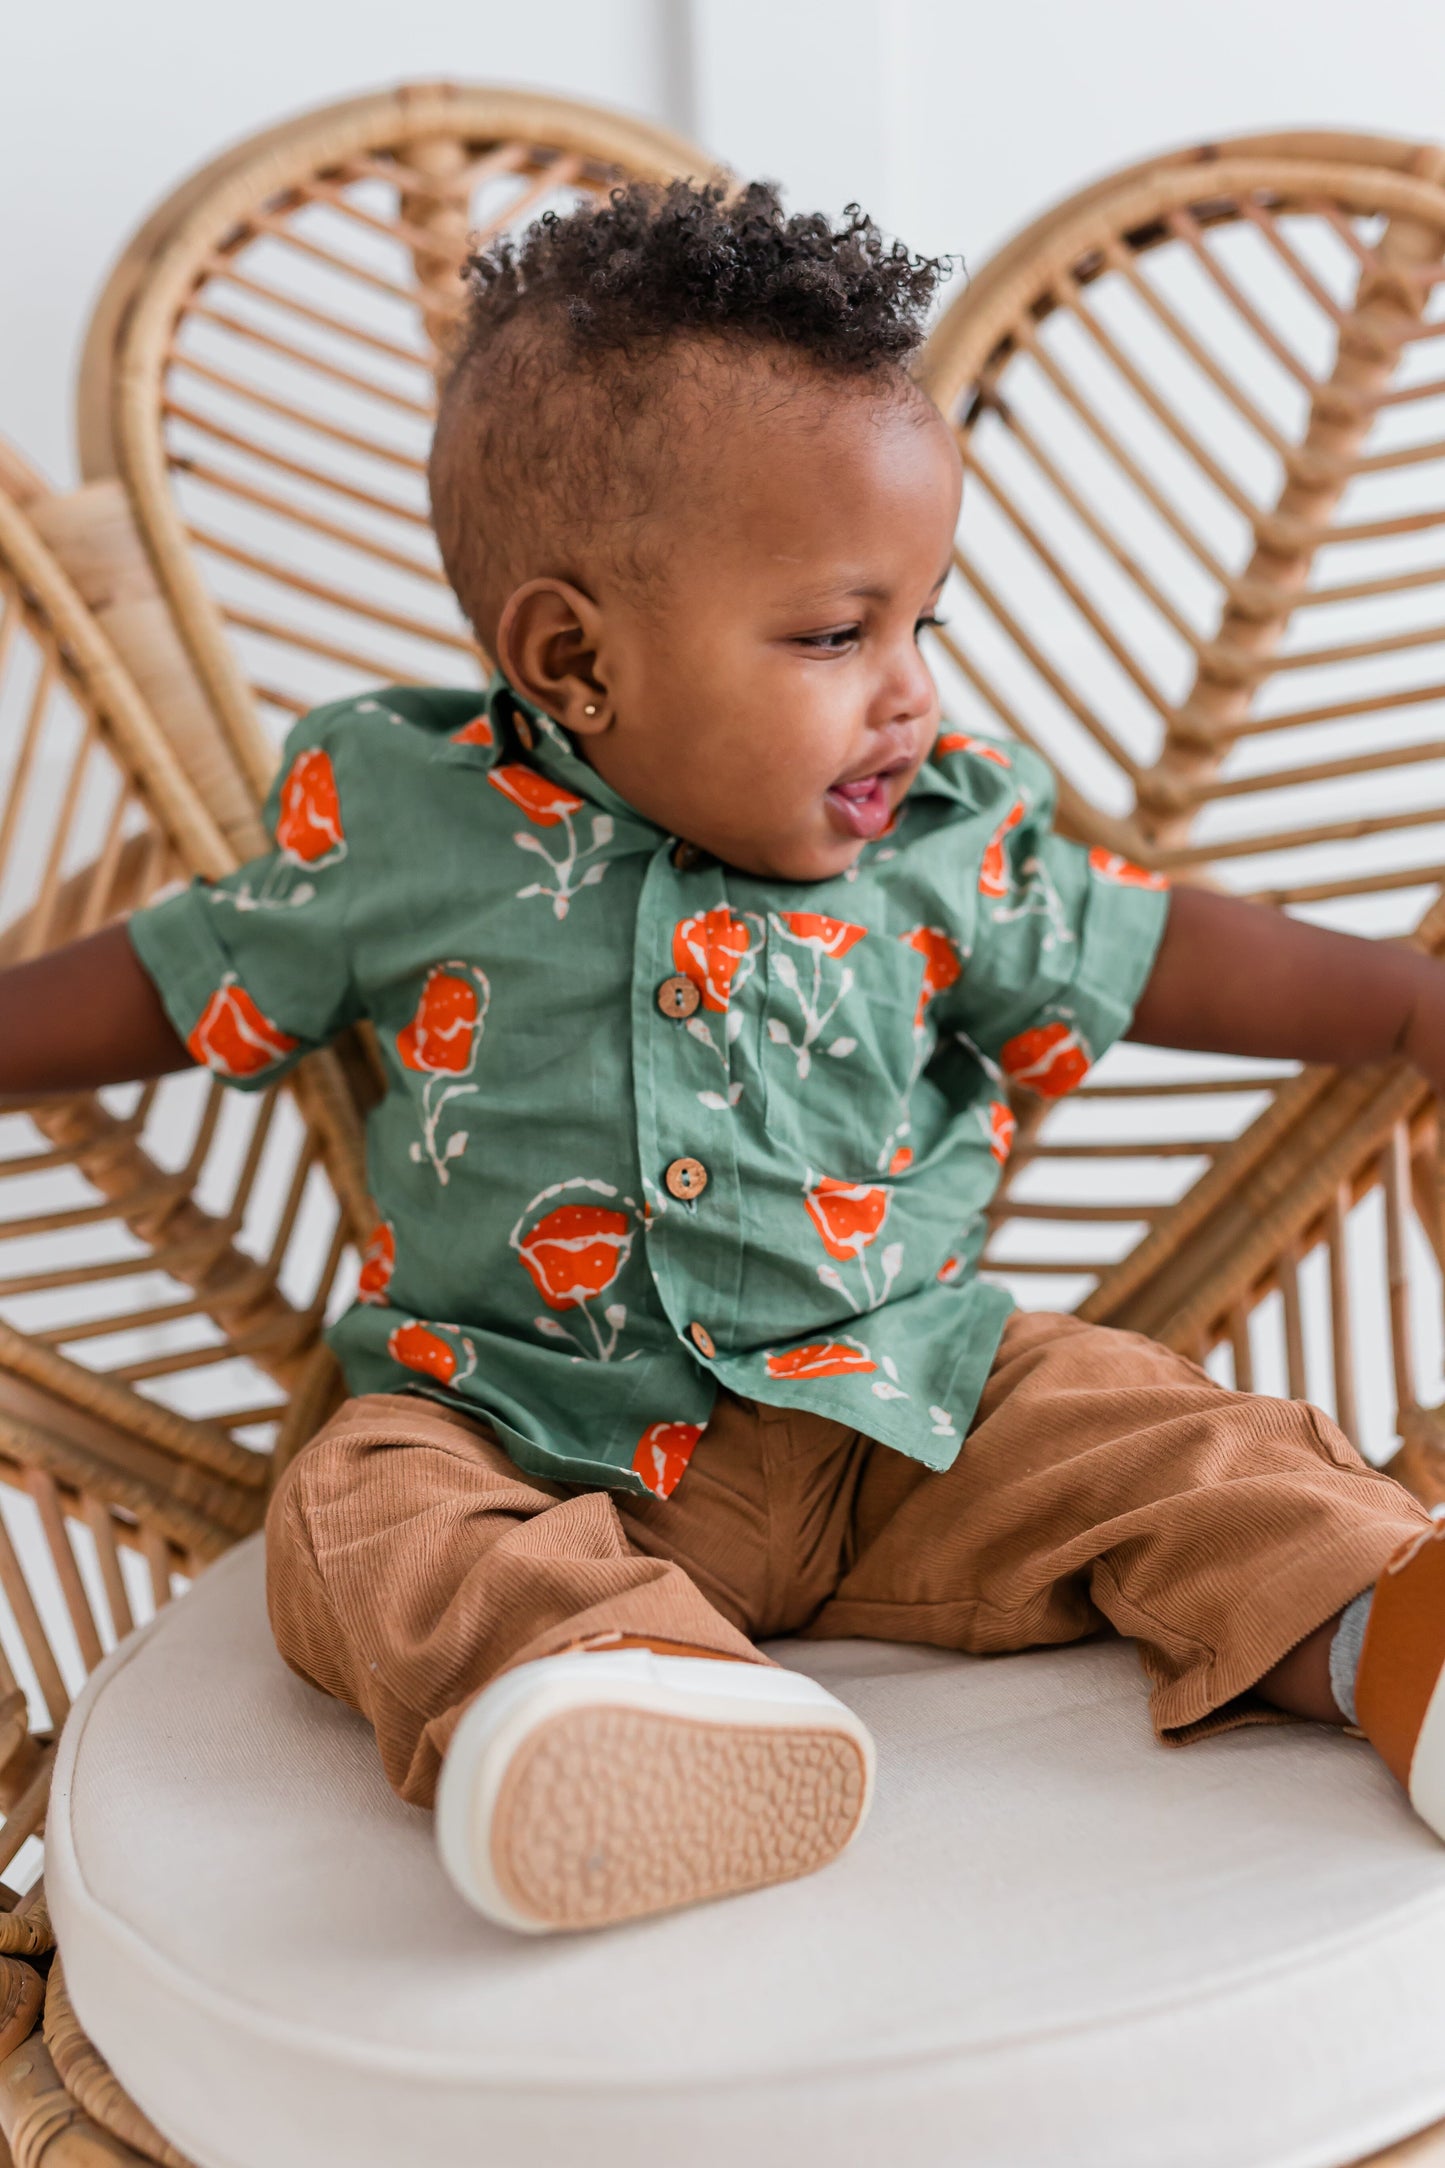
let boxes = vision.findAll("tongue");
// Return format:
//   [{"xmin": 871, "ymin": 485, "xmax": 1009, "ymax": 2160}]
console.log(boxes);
[{"xmin": 826, "ymin": 774, "xmax": 893, "ymax": 840}]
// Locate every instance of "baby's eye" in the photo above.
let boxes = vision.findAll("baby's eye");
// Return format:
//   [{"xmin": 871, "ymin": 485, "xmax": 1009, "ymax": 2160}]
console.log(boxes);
[
  {"xmin": 915, "ymin": 612, "xmax": 948, "ymax": 639},
  {"xmin": 795, "ymin": 625, "xmax": 861, "ymax": 654}
]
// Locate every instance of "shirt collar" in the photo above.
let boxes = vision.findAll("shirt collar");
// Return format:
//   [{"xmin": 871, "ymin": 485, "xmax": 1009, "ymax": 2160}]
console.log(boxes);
[{"xmin": 446, "ymin": 671, "xmax": 664, "ymax": 835}]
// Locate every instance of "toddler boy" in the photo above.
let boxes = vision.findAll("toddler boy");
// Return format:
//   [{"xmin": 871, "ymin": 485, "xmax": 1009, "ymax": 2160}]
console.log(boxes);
[{"xmin": 8, "ymin": 182, "xmax": 1445, "ymax": 1934}]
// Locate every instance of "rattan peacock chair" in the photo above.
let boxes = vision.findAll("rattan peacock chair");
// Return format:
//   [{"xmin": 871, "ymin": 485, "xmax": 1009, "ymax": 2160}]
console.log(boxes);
[
  {"xmin": 917, "ymin": 129, "xmax": 1445, "ymax": 1498},
  {"xmin": 0, "ymin": 90, "xmax": 1444, "ymax": 2167}
]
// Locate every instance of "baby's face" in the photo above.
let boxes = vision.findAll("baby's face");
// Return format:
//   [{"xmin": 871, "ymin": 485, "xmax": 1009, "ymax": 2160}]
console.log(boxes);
[{"xmin": 560, "ymin": 372, "xmax": 963, "ymax": 884}]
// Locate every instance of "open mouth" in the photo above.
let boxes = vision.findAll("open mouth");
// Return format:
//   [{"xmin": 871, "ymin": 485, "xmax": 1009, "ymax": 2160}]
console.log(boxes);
[{"xmin": 824, "ymin": 758, "xmax": 909, "ymax": 841}]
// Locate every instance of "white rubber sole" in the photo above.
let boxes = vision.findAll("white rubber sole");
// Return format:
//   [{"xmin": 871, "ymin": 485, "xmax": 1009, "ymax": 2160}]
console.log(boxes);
[{"xmin": 435, "ymin": 1650, "xmax": 876, "ymax": 1934}]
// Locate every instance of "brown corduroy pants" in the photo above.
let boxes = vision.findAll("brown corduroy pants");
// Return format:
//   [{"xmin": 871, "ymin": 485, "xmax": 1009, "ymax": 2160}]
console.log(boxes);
[{"xmin": 265, "ymin": 1309, "xmax": 1429, "ymax": 1808}]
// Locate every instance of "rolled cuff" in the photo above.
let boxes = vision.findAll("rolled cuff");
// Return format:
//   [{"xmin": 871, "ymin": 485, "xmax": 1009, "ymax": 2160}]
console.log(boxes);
[{"xmin": 128, "ymin": 887, "xmax": 314, "ymax": 1092}]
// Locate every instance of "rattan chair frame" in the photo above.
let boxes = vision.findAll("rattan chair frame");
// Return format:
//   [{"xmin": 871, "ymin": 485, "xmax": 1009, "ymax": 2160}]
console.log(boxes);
[
  {"xmin": 76, "ymin": 82, "xmax": 713, "ymax": 814},
  {"xmin": 0, "ymin": 471, "xmax": 353, "ymax": 1470},
  {"xmin": 0, "ymin": 453, "xmax": 379, "ymax": 2166},
  {"xmin": 918, "ymin": 132, "xmax": 1445, "ymax": 1506}
]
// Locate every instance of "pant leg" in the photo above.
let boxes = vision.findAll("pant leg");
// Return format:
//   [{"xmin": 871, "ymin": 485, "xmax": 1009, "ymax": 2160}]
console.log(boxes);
[
  {"xmin": 805, "ymin": 1310, "xmax": 1431, "ymax": 1742},
  {"xmin": 265, "ymin": 1391, "xmax": 763, "ymax": 1808}
]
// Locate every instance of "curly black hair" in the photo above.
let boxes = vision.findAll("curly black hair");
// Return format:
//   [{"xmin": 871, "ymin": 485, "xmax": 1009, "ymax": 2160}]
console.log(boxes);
[
  {"xmin": 429, "ymin": 179, "xmax": 951, "ymax": 641},
  {"xmin": 460, "ymin": 179, "xmax": 946, "ymax": 369}
]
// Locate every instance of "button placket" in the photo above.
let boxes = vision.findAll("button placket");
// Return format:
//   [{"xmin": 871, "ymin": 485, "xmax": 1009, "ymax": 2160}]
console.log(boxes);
[{"xmin": 631, "ymin": 840, "xmax": 746, "ymax": 1388}]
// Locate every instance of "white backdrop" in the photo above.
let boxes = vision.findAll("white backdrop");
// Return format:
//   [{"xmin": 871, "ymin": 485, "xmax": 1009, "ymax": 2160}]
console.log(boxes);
[{"xmin": 8, "ymin": 0, "xmax": 1445, "ymax": 483}]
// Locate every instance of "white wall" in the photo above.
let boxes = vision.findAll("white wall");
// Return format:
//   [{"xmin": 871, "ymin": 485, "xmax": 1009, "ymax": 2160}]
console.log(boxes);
[
  {"xmin": 9, "ymin": 0, "xmax": 1445, "ymax": 482},
  {"xmin": 8, "ymin": 0, "xmax": 1445, "ymax": 483},
  {"xmin": 0, "ymin": 0, "xmax": 673, "ymax": 480}
]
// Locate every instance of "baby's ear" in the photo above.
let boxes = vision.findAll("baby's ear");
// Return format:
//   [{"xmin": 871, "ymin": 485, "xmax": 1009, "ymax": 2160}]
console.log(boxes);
[{"xmin": 495, "ymin": 578, "xmax": 611, "ymax": 736}]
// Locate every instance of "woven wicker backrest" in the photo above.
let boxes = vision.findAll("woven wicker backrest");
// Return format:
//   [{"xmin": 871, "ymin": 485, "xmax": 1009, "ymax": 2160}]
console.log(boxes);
[
  {"xmin": 0, "ymin": 447, "xmax": 350, "ymax": 1610},
  {"xmin": 76, "ymin": 83, "xmax": 712, "ymax": 812},
  {"xmin": 79, "ymin": 106, "xmax": 1445, "ymax": 1478},
  {"xmin": 0, "ymin": 461, "xmax": 268, "ymax": 2008},
  {"xmin": 919, "ymin": 131, "xmax": 1445, "ymax": 1471},
  {"xmin": 0, "ymin": 450, "xmax": 370, "ymax": 2101},
  {"xmin": 0, "ymin": 90, "xmax": 708, "ymax": 1844}
]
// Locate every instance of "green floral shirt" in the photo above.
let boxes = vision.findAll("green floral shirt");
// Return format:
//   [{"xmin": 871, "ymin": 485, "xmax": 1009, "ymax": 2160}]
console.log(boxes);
[{"xmin": 128, "ymin": 677, "xmax": 1169, "ymax": 1499}]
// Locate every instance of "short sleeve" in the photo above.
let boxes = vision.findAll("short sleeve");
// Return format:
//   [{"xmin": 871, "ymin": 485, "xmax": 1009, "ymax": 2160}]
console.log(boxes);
[
  {"xmin": 947, "ymin": 748, "xmax": 1171, "ymax": 1098},
  {"xmin": 127, "ymin": 723, "xmax": 360, "ymax": 1091}
]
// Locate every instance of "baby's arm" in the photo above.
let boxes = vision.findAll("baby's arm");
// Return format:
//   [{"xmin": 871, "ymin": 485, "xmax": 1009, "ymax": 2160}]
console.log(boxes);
[
  {"xmin": 0, "ymin": 924, "xmax": 193, "ymax": 1095},
  {"xmin": 1129, "ymin": 886, "xmax": 1445, "ymax": 1086}
]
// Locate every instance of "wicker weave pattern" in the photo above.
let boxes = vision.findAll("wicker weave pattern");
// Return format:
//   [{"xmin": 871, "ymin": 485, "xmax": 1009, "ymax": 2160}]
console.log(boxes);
[
  {"xmin": 918, "ymin": 135, "xmax": 1445, "ymax": 1480},
  {"xmin": 0, "ymin": 89, "xmax": 716, "ymax": 2166},
  {"xmin": 0, "ymin": 476, "xmax": 350, "ymax": 1493},
  {"xmin": 78, "ymin": 84, "xmax": 712, "ymax": 807},
  {"xmin": 0, "ymin": 470, "xmax": 336, "ymax": 2168}
]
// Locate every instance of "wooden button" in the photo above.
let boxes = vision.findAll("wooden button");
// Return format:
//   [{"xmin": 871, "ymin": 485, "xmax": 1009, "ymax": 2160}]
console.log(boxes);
[
  {"xmin": 672, "ymin": 841, "xmax": 706, "ymax": 872},
  {"xmin": 665, "ymin": 1156, "xmax": 708, "ymax": 1201},
  {"xmin": 657, "ymin": 975, "xmax": 702, "ymax": 1020},
  {"xmin": 514, "ymin": 715, "xmax": 536, "ymax": 752},
  {"xmin": 689, "ymin": 1321, "xmax": 716, "ymax": 1359}
]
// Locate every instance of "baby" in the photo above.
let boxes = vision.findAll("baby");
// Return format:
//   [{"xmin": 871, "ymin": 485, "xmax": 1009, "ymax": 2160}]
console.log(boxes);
[{"xmin": 9, "ymin": 180, "xmax": 1445, "ymax": 1934}]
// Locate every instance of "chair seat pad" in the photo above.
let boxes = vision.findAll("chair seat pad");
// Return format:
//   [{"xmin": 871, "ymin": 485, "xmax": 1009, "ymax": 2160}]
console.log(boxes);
[{"xmin": 46, "ymin": 1535, "xmax": 1445, "ymax": 2168}]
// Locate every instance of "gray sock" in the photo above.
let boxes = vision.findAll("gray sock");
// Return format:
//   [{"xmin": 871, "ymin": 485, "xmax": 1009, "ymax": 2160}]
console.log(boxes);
[{"xmin": 1329, "ymin": 1586, "xmax": 1375, "ymax": 1725}]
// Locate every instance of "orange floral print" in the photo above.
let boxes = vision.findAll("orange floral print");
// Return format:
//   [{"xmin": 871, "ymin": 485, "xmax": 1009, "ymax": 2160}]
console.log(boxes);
[
  {"xmin": 187, "ymin": 977, "xmax": 297, "ymax": 1080},
  {"xmin": 936, "ymin": 732, "xmax": 1012, "ymax": 767},
  {"xmin": 491, "ymin": 764, "xmax": 612, "ymax": 918},
  {"xmin": 765, "ymin": 1340, "xmax": 878, "ymax": 1379},
  {"xmin": 768, "ymin": 913, "xmax": 866, "ymax": 1078},
  {"xmin": 778, "ymin": 913, "xmax": 867, "ymax": 959},
  {"xmin": 767, "ymin": 1331, "xmax": 910, "ymax": 1408},
  {"xmin": 979, "ymin": 799, "xmax": 1026, "ymax": 899},
  {"xmin": 452, "ymin": 714, "xmax": 495, "ymax": 748},
  {"xmin": 1088, "ymin": 847, "xmax": 1169, "ymax": 890},
  {"xmin": 900, "ymin": 926, "xmax": 963, "ymax": 1028},
  {"xmin": 275, "ymin": 747, "xmax": 345, "ymax": 866},
  {"xmin": 632, "ymin": 1421, "xmax": 705, "ymax": 1498},
  {"xmin": 398, "ymin": 967, "xmax": 483, "ymax": 1075},
  {"xmin": 387, "ymin": 1320, "xmax": 475, "ymax": 1386},
  {"xmin": 397, "ymin": 963, "xmax": 491, "ymax": 1184},
  {"xmin": 805, "ymin": 1175, "xmax": 903, "ymax": 1313},
  {"xmin": 806, "ymin": 1177, "xmax": 890, "ymax": 1262},
  {"xmin": 1001, "ymin": 1019, "xmax": 1091, "ymax": 1098},
  {"xmin": 357, "ymin": 1220, "xmax": 395, "ymax": 1305},
  {"xmin": 937, "ymin": 1253, "xmax": 965, "ymax": 1284},
  {"xmin": 889, "ymin": 1145, "xmax": 914, "ymax": 1174},
  {"xmin": 511, "ymin": 1179, "xmax": 637, "ymax": 1361},
  {"xmin": 986, "ymin": 1100, "xmax": 1016, "ymax": 1163},
  {"xmin": 518, "ymin": 1202, "xmax": 633, "ymax": 1310},
  {"xmin": 487, "ymin": 765, "xmax": 585, "ymax": 827},
  {"xmin": 673, "ymin": 909, "xmax": 753, "ymax": 1012}
]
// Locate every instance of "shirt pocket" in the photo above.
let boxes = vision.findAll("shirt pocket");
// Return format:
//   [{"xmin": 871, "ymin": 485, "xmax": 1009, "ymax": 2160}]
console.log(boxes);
[{"xmin": 758, "ymin": 916, "xmax": 933, "ymax": 1169}]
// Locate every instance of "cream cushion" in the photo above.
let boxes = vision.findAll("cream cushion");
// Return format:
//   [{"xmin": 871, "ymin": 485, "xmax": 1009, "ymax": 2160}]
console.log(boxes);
[{"xmin": 45, "ymin": 1534, "xmax": 1445, "ymax": 2168}]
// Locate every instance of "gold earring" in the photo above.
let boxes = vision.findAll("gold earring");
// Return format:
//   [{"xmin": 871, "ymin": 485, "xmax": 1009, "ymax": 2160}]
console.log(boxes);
[{"xmin": 583, "ymin": 702, "xmax": 599, "ymax": 717}]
